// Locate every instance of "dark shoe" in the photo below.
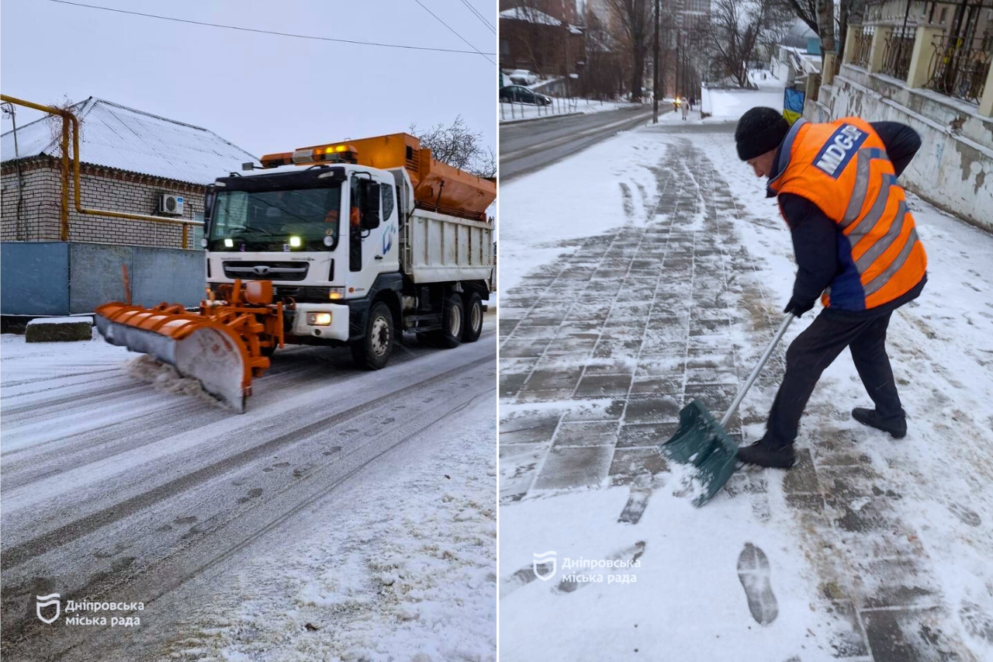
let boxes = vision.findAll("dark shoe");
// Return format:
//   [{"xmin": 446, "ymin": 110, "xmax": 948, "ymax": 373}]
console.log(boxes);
[
  {"xmin": 737, "ymin": 441, "xmax": 795, "ymax": 469},
  {"xmin": 852, "ymin": 407, "xmax": 907, "ymax": 439}
]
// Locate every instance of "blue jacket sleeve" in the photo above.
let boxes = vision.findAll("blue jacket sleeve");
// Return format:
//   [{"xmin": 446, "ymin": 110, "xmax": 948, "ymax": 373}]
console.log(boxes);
[{"xmin": 779, "ymin": 193, "xmax": 839, "ymax": 308}]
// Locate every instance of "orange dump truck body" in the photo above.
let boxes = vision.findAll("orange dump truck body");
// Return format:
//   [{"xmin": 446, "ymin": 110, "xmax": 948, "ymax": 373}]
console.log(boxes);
[{"xmin": 264, "ymin": 133, "xmax": 495, "ymax": 222}]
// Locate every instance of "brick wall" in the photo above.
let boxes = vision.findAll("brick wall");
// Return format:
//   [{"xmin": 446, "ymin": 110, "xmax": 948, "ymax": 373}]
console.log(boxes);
[{"xmin": 1, "ymin": 157, "xmax": 205, "ymax": 249}]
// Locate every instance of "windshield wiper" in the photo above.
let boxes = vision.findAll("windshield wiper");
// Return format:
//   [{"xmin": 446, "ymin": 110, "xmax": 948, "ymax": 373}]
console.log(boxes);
[{"xmin": 233, "ymin": 226, "xmax": 278, "ymax": 238}]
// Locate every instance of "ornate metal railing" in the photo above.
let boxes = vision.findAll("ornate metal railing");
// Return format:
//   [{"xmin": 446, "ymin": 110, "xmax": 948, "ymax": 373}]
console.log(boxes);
[
  {"xmin": 880, "ymin": 27, "xmax": 915, "ymax": 80},
  {"xmin": 853, "ymin": 27, "xmax": 874, "ymax": 69},
  {"xmin": 926, "ymin": 30, "xmax": 993, "ymax": 105}
]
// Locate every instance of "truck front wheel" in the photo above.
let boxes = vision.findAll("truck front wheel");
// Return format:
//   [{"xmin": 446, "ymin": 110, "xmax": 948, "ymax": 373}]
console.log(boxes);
[
  {"xmin": 351, "ymin": 301, "xmax": 393, "ymax": 370},
  {"xmin": 434, "ymin": 293, "xmax": 464, "ymax": 349},
  {"xmin": 462, "ymin": 292, "xmax": 483, "ymax": 343}
]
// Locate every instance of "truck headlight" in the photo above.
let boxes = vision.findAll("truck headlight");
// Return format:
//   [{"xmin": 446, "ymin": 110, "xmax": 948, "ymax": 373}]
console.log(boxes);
[
  {"xmin": 308, "ymin": 312, "xmax": 332, "ymax": 326},
  {"xmin": 328, "ymin": 287, "xmax": 345, "ymax": 300}
]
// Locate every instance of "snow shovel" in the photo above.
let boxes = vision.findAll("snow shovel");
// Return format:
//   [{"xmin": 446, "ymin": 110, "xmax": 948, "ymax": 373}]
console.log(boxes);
[{"xmin": 661, "ymin": 314, "xmax": 794, "ymax": 506}]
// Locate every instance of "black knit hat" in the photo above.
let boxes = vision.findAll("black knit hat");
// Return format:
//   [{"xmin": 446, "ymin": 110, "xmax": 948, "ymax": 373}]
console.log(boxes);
[{"xmin": 735, "ymin": 108, "xmax": 790, "ymax": 161}]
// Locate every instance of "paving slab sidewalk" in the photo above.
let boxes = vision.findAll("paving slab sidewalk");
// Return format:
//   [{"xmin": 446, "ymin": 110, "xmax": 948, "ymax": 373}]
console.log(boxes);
[{"xmin": 498, "ymin": 125, "xmax": 993, "ymax": 661}]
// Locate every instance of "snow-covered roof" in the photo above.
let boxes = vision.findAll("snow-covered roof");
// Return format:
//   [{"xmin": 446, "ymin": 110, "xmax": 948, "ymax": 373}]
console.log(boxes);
[
  {"xmin": 1, "ymin": 98, "xmax": 257, "ymax": 185},
  {"xmin": 500, "ymin": 7, "xmax": 561, "ymax": 26}
]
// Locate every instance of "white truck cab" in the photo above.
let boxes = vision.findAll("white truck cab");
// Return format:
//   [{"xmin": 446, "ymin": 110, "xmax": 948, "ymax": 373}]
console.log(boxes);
[{"xmin": 202, "ymin": 134, "xmax": 494, "ymax": 369}]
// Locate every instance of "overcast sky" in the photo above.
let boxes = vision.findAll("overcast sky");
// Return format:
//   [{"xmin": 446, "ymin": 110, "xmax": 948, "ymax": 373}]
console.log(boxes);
[{"xmin": 1, "ymin": 0, "xmax": 497, "ymax": 158}]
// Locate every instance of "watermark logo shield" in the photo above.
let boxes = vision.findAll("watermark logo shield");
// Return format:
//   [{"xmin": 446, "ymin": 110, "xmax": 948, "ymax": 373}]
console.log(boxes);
[
  {"xmin": 533, "ymin": 551, "xmax": 557, "ymax": 581},
  {"xmin": 36, "ymin": 594, "xmax": 61, "ymax": 624}
]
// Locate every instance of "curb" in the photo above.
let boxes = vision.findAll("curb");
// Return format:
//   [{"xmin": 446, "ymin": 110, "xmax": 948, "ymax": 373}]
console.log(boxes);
[{"xmin": 499, "ymin": 111, "xmax": 584, "ymax": 126}]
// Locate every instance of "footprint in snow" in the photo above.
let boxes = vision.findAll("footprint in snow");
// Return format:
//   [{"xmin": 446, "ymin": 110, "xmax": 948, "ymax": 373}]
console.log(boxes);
[
  {"xmin": 960, "ymin": 601, "xmax": 993, "ymax": 643},
  {"xmin": 737, "ymin": 542, "xmax": 778, "ymax": 625},
  {"xmin": 947, "ymin": 502, "xmax": 981, "ymax": 527}
]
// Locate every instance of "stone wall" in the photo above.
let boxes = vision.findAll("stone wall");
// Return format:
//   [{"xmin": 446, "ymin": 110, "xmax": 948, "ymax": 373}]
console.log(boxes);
[
  {"xmin": 1, "ymin": 157, "xmax": 205, "ymax": 249},
  {"xmin": 808, "ymin": 65, "xmax": 993, "ymax": 232}
]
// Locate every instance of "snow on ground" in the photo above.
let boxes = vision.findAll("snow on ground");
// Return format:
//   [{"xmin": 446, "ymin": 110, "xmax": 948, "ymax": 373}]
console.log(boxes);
[
  {"xmin": 500, "ymin": 100, "xmax": 643, "ymax": 123},
  {"xmin": 701, "ymin": 73, "xmax": 785, "ymax": 121},
  {"xmin": 498, "ymin": 130, "xmax": 670, "ymax": 294},
  {"xmin": 158, "ymin": 391, "xmax": 497, "ymax": 662},
  {"xmin": 498, "ymin": 92, "xmax": 993, "ymax": 660}
]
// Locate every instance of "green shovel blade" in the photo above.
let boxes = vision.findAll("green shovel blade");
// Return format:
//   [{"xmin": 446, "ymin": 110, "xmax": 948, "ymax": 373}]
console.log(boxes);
[{"xmin": 660, "ymin": 399, "xmax": 740, "ymax": 506}]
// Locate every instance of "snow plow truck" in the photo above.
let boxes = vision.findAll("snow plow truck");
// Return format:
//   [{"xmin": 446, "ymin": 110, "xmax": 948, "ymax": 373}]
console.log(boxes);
[{"xmin": 95, "ymin": 133, "xmax": 495, "ymax": 413}]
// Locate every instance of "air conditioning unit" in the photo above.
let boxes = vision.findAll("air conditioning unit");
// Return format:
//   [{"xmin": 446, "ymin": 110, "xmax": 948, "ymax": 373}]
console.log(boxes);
[{"xmin": 159, "ymin": 193, "xmax": 184, "ymax": 216}]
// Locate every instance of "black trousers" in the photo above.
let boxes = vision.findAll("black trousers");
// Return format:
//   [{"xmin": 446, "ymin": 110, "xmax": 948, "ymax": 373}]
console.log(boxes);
[{"xmin": 765, "ymin": 310, "xmax": 904, "ymax": 449}]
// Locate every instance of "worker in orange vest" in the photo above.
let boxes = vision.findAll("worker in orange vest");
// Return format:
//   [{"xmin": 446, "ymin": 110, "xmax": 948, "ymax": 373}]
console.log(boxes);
[{"xmin": 734, "ymin": 108, "xmax": 927, "ymax": 468}]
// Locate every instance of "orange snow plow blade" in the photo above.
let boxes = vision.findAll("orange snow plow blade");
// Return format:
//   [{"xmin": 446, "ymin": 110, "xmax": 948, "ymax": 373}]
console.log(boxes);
[{"xmin": 94, "ymin": 280, "xmax": 285, "ymax": 413}]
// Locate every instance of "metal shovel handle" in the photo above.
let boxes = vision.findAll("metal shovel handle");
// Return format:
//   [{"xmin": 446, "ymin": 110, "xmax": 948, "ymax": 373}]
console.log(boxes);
[{"xmin": 720, "ymin": 315, "xmax": 794, "ymax": 427}]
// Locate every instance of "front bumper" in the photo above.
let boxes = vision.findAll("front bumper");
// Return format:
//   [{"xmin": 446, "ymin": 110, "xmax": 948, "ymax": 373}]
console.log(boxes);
[{"xmin": 291, "ymin": 303, "xmax": 350, "ymax": 341}]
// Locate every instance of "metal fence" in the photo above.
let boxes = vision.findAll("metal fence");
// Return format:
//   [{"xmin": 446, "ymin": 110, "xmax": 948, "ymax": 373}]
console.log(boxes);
[
  {"xmin": 853, "ymin": 27, "xmax": 875, "ymax": 69},
  {"xmin": 881, "ymin": 27, "xmax": 916, "ymax": 80},
  {"xmin": 927, "ymin": 29, "xmax": 993, "ymax": 105}
]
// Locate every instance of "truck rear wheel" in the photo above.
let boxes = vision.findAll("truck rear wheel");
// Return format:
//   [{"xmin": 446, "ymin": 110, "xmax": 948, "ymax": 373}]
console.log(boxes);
[
  {"xmin": 462, "ymin": 292, "xmax": 483, "ymax": 343},
  {"xmin": 351, "ymin": 301, "xmax": 393, "ymax": 370},
  {"xmin": 434, "ymin": 293, "xmax": 463, "ymax": 349}
]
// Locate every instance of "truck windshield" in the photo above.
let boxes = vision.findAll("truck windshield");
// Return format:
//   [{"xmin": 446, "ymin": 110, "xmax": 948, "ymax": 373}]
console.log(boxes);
[{"xmin": 208, "ymin": 185, "xmax": 342, "ymax": 251}]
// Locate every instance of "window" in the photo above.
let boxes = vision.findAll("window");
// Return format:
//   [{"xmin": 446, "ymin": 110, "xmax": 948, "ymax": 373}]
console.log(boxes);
[
  {"xmin": 381, "ymin": 184, "xmax": 394, "ymax": 221},
  {"xmin": 940, "ymin": 6, "xmax": 947, "ymax": 23},
  {"xmin": 500, "ymin": 39, "xmax": 510, "ymax": 57},
  {"xmin": 194, "ymin": 211, "xmax": 205, "ymax": 249}
]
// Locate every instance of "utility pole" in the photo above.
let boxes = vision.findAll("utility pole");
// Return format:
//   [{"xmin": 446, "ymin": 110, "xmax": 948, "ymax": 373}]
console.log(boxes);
[{"xmin": 653, "ymin": 0, "xmax": 660, "ymax": 123}]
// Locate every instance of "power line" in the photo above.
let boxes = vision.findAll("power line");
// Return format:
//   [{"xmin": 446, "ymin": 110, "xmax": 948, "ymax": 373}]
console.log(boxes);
[
  {"xmin": 45, "ymin": 0, "xmax": 498, "ymax": 57},
  {"xmin": 412, "ymin": 0, "xmax": 495, "ymax": 65},
  {"xmin": 458, "ymin": 0, "xmax": 496, "ymax": 33}
]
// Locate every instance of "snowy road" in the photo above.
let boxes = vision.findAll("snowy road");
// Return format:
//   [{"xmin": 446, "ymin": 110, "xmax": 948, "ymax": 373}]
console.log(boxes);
[
  {"xmin": 498, "ymin": 119, "xmax": 993, "ymax": 661},
  {"xmin": 0, "ymin": 323, "xmax": 496, "ymax": 661},
  {"xmin": 499, "ymin": 106, "xmax": 656, "ymax": 181}
]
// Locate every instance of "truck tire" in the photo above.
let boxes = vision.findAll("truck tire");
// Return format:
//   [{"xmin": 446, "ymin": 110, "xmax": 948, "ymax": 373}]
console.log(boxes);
[
  {"xmin": 462, "ymin": 292, "xmax": 483, "ymax": 343},
  {"xmin": 351, "ymin": 301, "xmax": 393, "ymax": 370},
  {"xmin": 434, "ymin": 293, "xmax": 463, "ymax": 349}
]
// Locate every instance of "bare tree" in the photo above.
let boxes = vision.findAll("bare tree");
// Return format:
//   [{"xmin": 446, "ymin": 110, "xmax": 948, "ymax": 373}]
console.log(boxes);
[
  {"xmin": 608, "ymin": 0, "xmax": 654, "ymax": 100},
  {"xmin": 410, "ymin": 116, "xmax": 495, "ymax": 179},
  {"xmin": 45, "ymin": 96, "xmax": 83, "ymax": 159},
  {"xmin": 581, "ymin": 10, "xmax": 625, "ymax": 100},
  {"xmin": 710, "ymin": 0, "xmax": 792, "ymax": 87},
  {"xmin": 508, "ymin": 0, "xmax": 548, "ymax": 73},
  {"xmin": 817, "ymin": 0, "xmax": 836, "ymax": 52},
  {"xmin": 776, "ymin": 0, "xmax": 863, "ymax": 59}
]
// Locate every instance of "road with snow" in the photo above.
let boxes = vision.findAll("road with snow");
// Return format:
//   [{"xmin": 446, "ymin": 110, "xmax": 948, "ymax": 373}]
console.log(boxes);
[
  {"xmin": 499, "ymin": 105, "xmax": 657, "ymax": 181},
  {"xmin": 0, "ymin": 323, "xmax": 496, "ymax": 661}
]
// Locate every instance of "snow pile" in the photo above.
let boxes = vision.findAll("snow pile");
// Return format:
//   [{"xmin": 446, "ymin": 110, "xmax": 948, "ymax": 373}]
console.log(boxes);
[
  {"xmin": 26, "ymin": 316, "xmax": 93, "ymax": 326},
  {"xmin": 701, "ymin": 74, "xmax": 785, "ymax": 122},
  {"xmin": 125, "ymin": 354, "xmax": 231, "ymax": 410}
]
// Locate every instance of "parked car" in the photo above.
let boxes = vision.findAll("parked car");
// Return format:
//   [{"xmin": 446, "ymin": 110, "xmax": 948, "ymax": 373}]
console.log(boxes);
[
  {"xmin": 508, "ymin": 69, "xmax": 538, "ymax": 85},
  {"xmin": 500, "ymin": 85, "xmax": 552, "ymax": 106}
]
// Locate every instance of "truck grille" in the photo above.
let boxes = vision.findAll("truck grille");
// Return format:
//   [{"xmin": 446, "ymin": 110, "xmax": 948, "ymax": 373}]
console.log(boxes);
[
  {"xmin": 270, "ymin": 286, "xmax": 332, "ymax": 302},
  {"xmin": 222, "ymin": 261, "xmax": 309, "ymax": 282}
]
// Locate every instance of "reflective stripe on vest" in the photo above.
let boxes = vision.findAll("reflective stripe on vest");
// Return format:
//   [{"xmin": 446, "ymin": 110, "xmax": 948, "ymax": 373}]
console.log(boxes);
[{"xmin": 769, "ymin": 117, "xmax": 927, "ymax": 310}]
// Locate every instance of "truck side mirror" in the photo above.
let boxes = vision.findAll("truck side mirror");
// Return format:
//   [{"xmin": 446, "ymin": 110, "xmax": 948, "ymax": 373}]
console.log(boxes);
[
  {"xmin": 203, "ymin": 188, "xmax": 215, "ymax": 236},
  {"xmin": 361, "ymin": 181, "xmax": 381, "ymax": 230}
]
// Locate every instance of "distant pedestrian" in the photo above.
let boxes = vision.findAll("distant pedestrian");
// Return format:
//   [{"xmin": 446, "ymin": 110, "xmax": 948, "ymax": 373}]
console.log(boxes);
[
  {"xmin": 733, "ymin": 108, "xmax": 927, "ymax": 469},
  {"xmin": 681, "ymin": 102, "xmax": 689, "ymax": 121}
]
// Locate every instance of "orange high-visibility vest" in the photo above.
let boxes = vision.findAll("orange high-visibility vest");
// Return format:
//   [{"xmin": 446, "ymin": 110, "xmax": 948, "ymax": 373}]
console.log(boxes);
[{"xmin": 768, "ymin": 117, "xmax": 927, "ymax": 311}]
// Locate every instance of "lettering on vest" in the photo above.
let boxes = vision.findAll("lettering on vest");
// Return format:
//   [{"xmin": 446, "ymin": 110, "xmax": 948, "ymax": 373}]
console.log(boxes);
[{"xmin": 812, "ymin": 124, "xmax": 868, "ymax": 178}]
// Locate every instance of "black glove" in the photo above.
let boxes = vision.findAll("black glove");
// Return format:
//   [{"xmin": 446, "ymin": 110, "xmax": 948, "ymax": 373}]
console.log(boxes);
[{"xmin": 784, "ymin": 296, "xmax": 814, "ymax": 317}]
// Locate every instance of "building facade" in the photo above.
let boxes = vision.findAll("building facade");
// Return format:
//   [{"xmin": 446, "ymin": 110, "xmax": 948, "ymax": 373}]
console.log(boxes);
[{"xmin": 1, "ymin": 97, "xmax": 256, "ymax": 251}]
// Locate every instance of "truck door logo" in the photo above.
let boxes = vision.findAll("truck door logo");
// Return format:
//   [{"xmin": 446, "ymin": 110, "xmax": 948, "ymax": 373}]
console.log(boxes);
[{"xmin": 382, "ymin": 224, "xmax": 394, "ymax": 255}]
